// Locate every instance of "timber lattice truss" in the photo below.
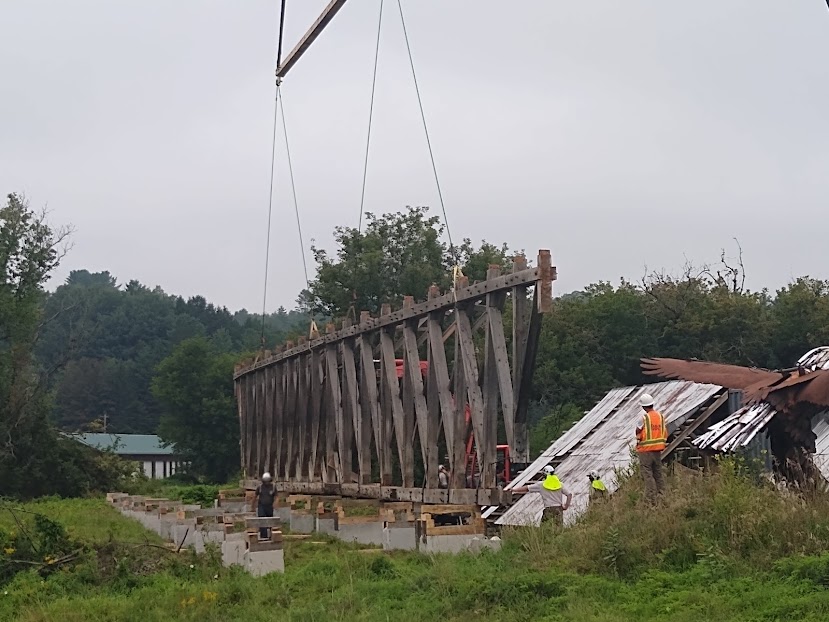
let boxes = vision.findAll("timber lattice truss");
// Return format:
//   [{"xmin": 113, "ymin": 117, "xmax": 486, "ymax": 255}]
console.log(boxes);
[{"xmin": 234, "ymin": 251, "xmax": 555, "ymax": 503}]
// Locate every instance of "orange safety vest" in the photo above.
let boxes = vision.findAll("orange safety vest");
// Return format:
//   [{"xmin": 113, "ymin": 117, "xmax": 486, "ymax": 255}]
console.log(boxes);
[{"xmin": 636, "ymin": 409, "xmax": 666, "ymax": 453}]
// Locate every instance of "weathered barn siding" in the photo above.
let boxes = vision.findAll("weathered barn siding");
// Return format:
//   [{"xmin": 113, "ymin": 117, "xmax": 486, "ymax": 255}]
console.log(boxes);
[{"xmin": 492, "ymin": 381, "xmax": 721, "ymax": 526}]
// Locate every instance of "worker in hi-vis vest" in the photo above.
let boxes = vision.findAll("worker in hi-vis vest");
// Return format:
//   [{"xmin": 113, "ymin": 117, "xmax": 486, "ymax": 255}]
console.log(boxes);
[
  {"xmin": 512, "ymin": 465, "xmax": 572, "ymax": 526},
  {"xmin": 588, "ymin": 470, "xmax": 607, "ymax": 500},
  {"xmin": 635, "ymin": 393, "xmax": 667, "ymax": 503}
]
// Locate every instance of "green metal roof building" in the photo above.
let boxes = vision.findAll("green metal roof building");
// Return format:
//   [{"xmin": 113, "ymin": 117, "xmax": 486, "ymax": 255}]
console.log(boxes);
[{"xmin": 70, "ymin": 433, "xmax": 181, "ymax": 479}]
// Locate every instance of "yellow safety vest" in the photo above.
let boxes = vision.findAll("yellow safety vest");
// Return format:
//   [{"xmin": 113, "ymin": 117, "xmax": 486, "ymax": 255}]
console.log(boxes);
[
  {"xmin": 542, "ymin": 474, "xmax": 562, "ymax": 491},
  {"xmin": 591, "ymin": 479, "xmax": 607, "ymax": 492}
]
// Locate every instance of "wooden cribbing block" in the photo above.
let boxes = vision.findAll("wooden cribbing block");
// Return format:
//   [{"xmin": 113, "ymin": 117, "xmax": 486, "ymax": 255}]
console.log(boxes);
[
  {"xmin": 425, "ymin": 523, "xmax": 486, "ymax": 536},
  {"xmin": 248, "ymin": 540, "xmax": 283, "ymax": 553},
  {"xmin": 219, "ymin": 489, "xmax": 245, "ymax": 499},
  {"xmin": 338, "ymin": 515, "xmax": 383, "ymax": 526},
  {"xmin": 245, "ymin": 530, "xmax": 283, "ymax": 544},
  {"xmin": 420, "ymin": 504, "xmax": 479, "ymax": 516},
  {"xmin": 245, "ymin": 517, "xmax": 282, "ymax": 529}
]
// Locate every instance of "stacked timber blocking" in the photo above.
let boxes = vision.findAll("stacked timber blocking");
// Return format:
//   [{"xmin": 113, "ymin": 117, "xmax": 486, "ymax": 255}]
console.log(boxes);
[{"xmin": 234, "ymin": 251, "xmax": 555, "ymax": 503}]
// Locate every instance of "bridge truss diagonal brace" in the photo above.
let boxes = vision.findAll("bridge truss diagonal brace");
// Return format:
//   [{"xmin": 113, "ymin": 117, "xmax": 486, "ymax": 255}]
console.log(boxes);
[{"xmin": 234, "ymin": 250, "xmax": 555, "ymax": 496}]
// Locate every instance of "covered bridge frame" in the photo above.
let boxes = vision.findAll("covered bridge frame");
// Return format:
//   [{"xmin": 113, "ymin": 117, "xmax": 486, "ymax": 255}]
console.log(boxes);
[{"xmin": 234, "ymin": 251, "xmax": 555, "ymax": 506}]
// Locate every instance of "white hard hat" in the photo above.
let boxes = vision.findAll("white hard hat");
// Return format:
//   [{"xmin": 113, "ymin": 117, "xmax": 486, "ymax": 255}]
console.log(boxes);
[
  {"xmin": 589, "ymin": 470, "xmax": 599, "ymax": 479},
  {"xmin": 639, "ymin": 393, "xmax": 655, "ymax": 408},
  {"xmin": 262, "ymin": 472, "xmax": 272, "ymax": 482},
  {"xmin": 543, "ymin": 465, "xmax": 555, "ymax": 475}
]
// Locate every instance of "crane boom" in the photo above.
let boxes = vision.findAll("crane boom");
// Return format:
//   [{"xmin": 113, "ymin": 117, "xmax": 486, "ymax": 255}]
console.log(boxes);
[{"xmin": 276, "ymin": 0, "xmax": 349, "ymax": 80}]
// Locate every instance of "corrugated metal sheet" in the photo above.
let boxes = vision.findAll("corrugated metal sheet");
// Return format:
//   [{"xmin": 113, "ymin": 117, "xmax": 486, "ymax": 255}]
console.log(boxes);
[
  {"xmin": 799, "ymin": 347, "xmax": 829, "ymax": 372},
  {"xmin": 494, "ymin": 381, "xmax": 721, "ymax": 526},
  {"xmin": 690, "ymin": 347, "xmax": 829, "ymax": 454},
  {"xmin": 692, "ymin": 403, "xmax": 777, "ymax": 451},
  {"xmin": 811, "ymin": 411, "xmax": 829, "ymax": 480}
]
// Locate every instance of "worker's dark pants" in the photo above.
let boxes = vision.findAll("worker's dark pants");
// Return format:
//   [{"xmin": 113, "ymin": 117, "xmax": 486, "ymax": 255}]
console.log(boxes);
[
  {"xmin": 257, "ymin": 504, "xmax": 273, "ymax": 539},
  {"xmin": 541, "ymin": 507, "xmax": 563, "ymax": 526},
  {"xmin": 638, "ymin": 451, "xmax": 666, "ymax": 503}
]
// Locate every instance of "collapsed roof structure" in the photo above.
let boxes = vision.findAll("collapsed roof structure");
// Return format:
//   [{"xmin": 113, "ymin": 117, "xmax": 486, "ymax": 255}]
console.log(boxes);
[
  {"xmin": 492, "ymin": 347, "xmax": 829, "ymax": 527},
  {"xmin": 643, "ymin": 346, "xmax": 829, "ymax": 486}
]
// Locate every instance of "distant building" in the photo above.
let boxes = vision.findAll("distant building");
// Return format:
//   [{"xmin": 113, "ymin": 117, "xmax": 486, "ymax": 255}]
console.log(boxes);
[{"xmin": 70, "ymin": 433, "xmax": 182, "ymax": 479}]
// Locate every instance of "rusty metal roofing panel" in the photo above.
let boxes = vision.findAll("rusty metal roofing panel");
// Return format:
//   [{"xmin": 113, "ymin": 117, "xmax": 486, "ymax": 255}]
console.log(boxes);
[{"xmin": 495, "ymin": 380, "xmax": 721, "ymax": 526}]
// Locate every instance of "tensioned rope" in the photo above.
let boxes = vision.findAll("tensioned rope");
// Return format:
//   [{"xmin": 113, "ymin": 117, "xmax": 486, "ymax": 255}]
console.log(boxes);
[
  {"xmin": 357, "ymin": 0, "xmax": 385, "ymax": 233},
  {"xmin": 278, "ymin": 88, "xmax": 310, "ymax": 291},
  {"xmin": 260, "ymin": 0, "xmax": 289, "ymax": 347},
  {"xmin": 396, "ymin": 0, "xmax": 456, "ymax": 262}
]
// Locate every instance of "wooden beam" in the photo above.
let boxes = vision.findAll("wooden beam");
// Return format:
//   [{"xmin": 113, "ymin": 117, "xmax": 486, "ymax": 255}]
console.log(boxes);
[
  {"xmin": 277, "ymin": 362, "xmax": 289, "ymax": 481},
  {"xmin": 426, "ymin": 286, "xmax": 452, "ymax": 488},
  {"xmin": 255, "ymin": 370, "xmax": 265, "ymax": 477},
  {"xmin": 284, "ymin": 358, "xmax": 298, "ymax": 481},
  {"xmin": 308, "ymin": 350, "xmax": 323, "ymax": 481},
  {"xmin": 456, "ymin": 305, "xmax": 491, "ymax": 488},
  {"xmin": 237, "ymin": 375, "xmax": 248, "ymax": 477},
  {"xmin": 661, "ymin": 392, "xmax": 729, "ymax": 459},
  {"xmin": 511, "ymin": 255, "xmax": 531, "ymax": 462},
  {"xmin": 357, "ymin": 321, "xmax": 386, "ymax": 485},
  {"xmin": 340, "ymin": 333, "xmax": 359, "ymax": 483},
  {"xmin": 324, "ymin": 325, "xmax": 344, "ymax": 483},
  {"xmin": 379, "ymin": 305, "xmax": 409, "ymax": 486},
  {"xmin": 402, "ymin": 296, "xmax": 429, "ymax": 473},
  {"xmin": 235, "ymin": 265, "xmax": 544, "ymax": 378},
  {"xmin": 514, "ymin": 290, "xmax": 542, "ymax": 463},
  {"xmin": 537, "ymin": 249, "xmax": 555, "ymax": 313},
  {"xmin": 295, "ymin": 352, "xmax": 310, "ymax": 480},
  {"xmin": 450, "ymin": 330, "xmax": 468, "ymax": 489},
  {"xmin": 263, "ymin": 366, "xmax": 275, "ymax": 476},
  {"xmin": 275, "ymin": 0, "xmax": 349, "ymax": 79},
  {"xmin": 482, "ymin": 266, "xmax": 503, "ymax": 489}
]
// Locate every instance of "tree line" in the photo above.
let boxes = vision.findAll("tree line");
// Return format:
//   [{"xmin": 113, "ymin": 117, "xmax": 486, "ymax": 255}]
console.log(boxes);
[{"xmin": 4, "ymin": 195, "xmax": 829, "ymax": 493}]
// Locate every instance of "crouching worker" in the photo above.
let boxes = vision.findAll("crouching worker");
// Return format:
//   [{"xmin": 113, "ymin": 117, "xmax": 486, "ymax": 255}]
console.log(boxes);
[
  {"xmin": 253, "ymin": 472, "xmax": 276, "ymax": 539},
  {"xmin": 588, "ymin": 470, "xmax": 607, "ymax": 500},
  {"xmin": 512, "ymin": 465, "xmax": 572, "ymax": 526}
]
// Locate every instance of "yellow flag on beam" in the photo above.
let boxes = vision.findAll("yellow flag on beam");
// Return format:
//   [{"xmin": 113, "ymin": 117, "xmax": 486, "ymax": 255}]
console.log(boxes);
[{"xmin": 452, "ymin": 265, "xmax": 464, "ymax": 290}]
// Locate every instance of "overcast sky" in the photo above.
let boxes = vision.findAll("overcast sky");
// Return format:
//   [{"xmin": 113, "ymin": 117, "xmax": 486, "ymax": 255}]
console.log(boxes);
[{"xmin": 2, "ymin": 1, "xmax": 828, "ymax": 312}]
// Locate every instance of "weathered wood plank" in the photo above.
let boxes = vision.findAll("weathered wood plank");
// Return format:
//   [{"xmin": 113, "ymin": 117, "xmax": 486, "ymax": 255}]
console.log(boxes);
[
  {"xmin": 514, "ymin": 290, "xmax": 543, "ymax": 464},
  {"xmin": 284, "ymin": 357, "xmax": 298, "ymax": 481},
  {"xmin": 402, "ymin": 296, "xmax": 429, "ymax": 473},
  {"xmin": 511, "ymin": 255, "xmax": 531, "ymax": 463},
  {"xmin": 340, "ymin": 334, "xmax": 359, "ymax": 483},
  {"xmin": 263, "ymin": 366, "xmax": 274, "ymax": 476},
  {"xmin": 456, "ymin": 304, "xmax": 491, "ymax": 488},
  {"xmin": 357, "ymin": 321, "xmax": 386, "ymax": 485},
  {"xmin": 324, "ymin": 325, "xmax": 344, "ymax": 483},
  {"xmin": 255, "ymin": 370, "xmax": 265, "ymax": 477},
  {"xmin": 235, "ymin": 267, "xmax": 542, "ymax": 379},
  {"xmin": 450, "ymin": 331, "xmax": 468, "ymax": 489},
  {"xmin": 295, "ymin": 351, "xmax": 310, "ymax": 480},
  {"xmin": 308, "ymin": 350, "xmax": 323, "ymax": 481},
  {"xmin": 379, "ymin": 304, "xmax": 408, "ymax": 486},
  {"xmin": 481, "ymin": 266, "xmax": 502, "ymax": 487}
]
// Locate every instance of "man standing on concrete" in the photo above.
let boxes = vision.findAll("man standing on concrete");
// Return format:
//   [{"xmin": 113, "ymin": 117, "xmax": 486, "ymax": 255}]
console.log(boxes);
[
  {"xmin": 512, "ymin": 465, "xmax": 572, "ymax": 526},
  {"xmin": 635, "ymin": 393, "xmax": 667, "ymax": 503},
  {"xmin": 253, "ymin": 472, "xmax": 276, "ymax": 539}
]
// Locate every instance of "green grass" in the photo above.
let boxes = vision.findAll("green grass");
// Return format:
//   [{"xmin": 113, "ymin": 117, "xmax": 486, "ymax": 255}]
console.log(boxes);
[
  {"xmin": 4, "ymin": 463, "xmax": 829, "ymax": 621},
  {"xmin": 0, "ymin": 498, "xmax": 161, "ymax": 545}
]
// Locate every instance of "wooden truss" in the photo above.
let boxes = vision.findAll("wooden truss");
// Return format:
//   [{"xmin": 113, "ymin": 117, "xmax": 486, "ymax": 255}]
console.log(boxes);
[{"xmin": 234, "ymin": 251, "xmax": 555, "ymax": 502}]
